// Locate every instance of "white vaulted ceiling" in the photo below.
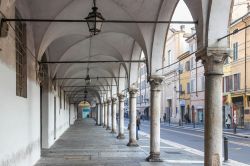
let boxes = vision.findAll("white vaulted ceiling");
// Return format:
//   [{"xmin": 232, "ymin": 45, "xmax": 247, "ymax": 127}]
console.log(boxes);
[{"xmin": 16, "ymin": 0, "xmax": 206, "ymax": 103}]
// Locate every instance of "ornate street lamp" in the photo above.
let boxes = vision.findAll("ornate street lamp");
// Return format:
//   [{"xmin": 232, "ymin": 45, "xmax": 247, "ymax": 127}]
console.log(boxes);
[
  {"xmin": 85, "ymin": 0, "xmax": 105, "ymax": 36},
  {"xmin": 85, "ymin": 72, "xmax": 91, "ymax": 85}
]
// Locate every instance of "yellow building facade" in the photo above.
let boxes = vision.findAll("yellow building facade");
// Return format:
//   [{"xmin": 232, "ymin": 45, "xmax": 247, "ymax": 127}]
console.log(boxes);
[
  {"xmin": 178, "ymin": 52, "xmax": 191, "ymax": 123},
  {"xmin": 223, "ymin": 14, "xmax": 250, "ymax": 129}
]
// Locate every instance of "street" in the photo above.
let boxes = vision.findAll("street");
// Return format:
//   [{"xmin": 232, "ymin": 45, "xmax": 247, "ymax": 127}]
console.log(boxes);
[{"xmin": 125, "ymin": 119, "xmax": 250, "ymax": 165}]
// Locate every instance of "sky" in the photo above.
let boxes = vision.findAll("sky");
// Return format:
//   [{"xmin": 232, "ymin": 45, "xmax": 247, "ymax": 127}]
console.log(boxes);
[{"xmin": 171, "ymin": 0, "xmax": 194, "ymax": 33}]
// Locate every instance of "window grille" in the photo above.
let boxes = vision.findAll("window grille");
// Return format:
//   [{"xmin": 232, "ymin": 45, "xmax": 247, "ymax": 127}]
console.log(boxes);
[{"xmin": 15, "ymin": 9, "xmax": 27, "ymax": 98}]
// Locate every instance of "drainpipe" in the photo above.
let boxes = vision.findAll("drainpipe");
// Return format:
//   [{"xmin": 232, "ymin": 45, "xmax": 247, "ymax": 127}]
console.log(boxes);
[{"xmin": 242, "ymin": 18, "xmax": 247, "ymax": 108}]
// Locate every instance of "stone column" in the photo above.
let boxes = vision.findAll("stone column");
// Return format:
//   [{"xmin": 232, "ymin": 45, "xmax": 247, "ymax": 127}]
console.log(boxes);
[
  {"xmin": 111, "ymin": 97, "xmax": 117, "ymax": 133},
  {"xmin": 197, "ymin": 48, "xmax": 229, "ymax": 166},
  {"xmin": 101, "ymin": 103, "xmax": 104, "ymax": 126},
  {"xmin": 96, "ymin": 103, "xmax": 99, "ymax": 125},
  {"xmin": 117, "ymin": 94, "xmax": 125, "ymax": 139},
  {"xmin": 146, "ymin": 76, "xmax": 165, "ymax": 162},
  {"xmin": 127, "ymin": 87, "xmax": 139, "ymax": 147},
  {"xmin": 97, "ymin": 103, "xmax": 101, "ymax": 125},
  {"xmin": 106, "ymin": 99, "xmax": 112, "ymax": 130},
  {"xmin": 103, "ymin": 102, "xmax": 107, "ymax": 128}
]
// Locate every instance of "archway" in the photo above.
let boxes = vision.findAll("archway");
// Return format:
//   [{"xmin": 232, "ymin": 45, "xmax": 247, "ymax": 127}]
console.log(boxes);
[{"xmin": 79, "ymin": 101, "xmax": 91, "ymax": 119}]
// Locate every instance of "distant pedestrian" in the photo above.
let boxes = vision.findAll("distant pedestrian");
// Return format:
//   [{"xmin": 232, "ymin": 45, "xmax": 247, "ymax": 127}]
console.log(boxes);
[
  {"xmin": 226, "ymin": 114, "xmax": 231, "ymax": 129},
  {"xmin": 163, "ymin": 113, "xmax": 167, "ymax": 123},
  {"xmin": 136, "ymin": 116, "xmax": 140, "ymax": 140}
]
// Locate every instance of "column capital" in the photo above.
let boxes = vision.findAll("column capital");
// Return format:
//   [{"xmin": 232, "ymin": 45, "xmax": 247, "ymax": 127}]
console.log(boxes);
[
  {"xmin": 112, "ymin": 97, "xmax": 117, "ymax": 103},
  {"xmin": 196, "ymin": 47, "xmax": 230, "ymax": 75},
  {"xmin": 117, "ymin": 93, "xmax": 125, "ymax": 101},
  {"xmin": 107, "ymin": 99, "xmax": 112, "ymax": 104},
  {"xmin": 129, "ymin": 87, "xmax": 138, "ymax": 98},
  {"xmin": 149, "ymin": 75, "xmax": 165, "ymax": 91}
]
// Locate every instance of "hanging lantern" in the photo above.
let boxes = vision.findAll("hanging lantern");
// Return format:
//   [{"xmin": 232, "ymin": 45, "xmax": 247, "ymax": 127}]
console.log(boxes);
[
  {"xmin": 85, "ymin": 74, "xmax": 91, "ymax": 85},
  {"xmin": 85, "ymin": 0, "xmax": 105, "ymax": 36}
]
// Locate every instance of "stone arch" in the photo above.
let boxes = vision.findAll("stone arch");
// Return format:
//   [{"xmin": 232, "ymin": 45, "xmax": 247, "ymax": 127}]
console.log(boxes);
[
  {"xmin": 128, "ymin": 41, "xmax": 143, "ymax": 87},
  {"xmin": 118, "ymin": 64, "xmax": 129, "ymax": 94}
]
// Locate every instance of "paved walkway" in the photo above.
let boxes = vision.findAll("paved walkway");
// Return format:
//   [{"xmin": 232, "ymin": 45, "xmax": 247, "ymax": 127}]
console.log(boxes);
[{"xmin": 35, "ymin": 119, "xmax": 247, "ymax": 166}]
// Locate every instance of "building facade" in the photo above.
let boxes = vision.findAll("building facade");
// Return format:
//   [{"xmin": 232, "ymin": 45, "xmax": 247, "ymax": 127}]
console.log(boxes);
[{"xmin": 223, "ymin": 10, "xmax": 250, "ymax": 129}]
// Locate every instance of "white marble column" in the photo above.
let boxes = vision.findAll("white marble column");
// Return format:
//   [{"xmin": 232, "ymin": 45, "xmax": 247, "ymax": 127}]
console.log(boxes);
[
  {"xmin": 127, "ymin": 87, "xmax": 138, "ymax": 147},
  {"xmin": 197, "ymin": 48, "xmax": 229, "ymax": 166},
  {"xmin": 106, "ymin": 99, "xmax": 112, "ymax": 130},
  {"xmin": 97, "ymin": 103, "xmax": 101, "ymax": 125},
  {"xmin": 103, "ymin": 101, "xmax": 107, "ymax": 128},
  {"xmin": 146, "ymin": 76, "xmax": 165, "ymax": 162},
  {"xmin": 101, "ymin": 103, "xmax": 104, "ymax": 126},
  {"xmin": 111, "ymin": 97, "xmax": 117, "ymax": 133},
  {"xmin": 96, "ymin": 103, "xmax": 99, "ymax": 125},
  {"xmin": 117, "ymin": 94, "xmax": 125, "ymax": 139}
]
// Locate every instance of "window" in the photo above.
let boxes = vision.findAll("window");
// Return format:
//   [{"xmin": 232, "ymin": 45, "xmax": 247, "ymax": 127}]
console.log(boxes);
[
  {"xmin": 15, "ymin": 9, "xmax": 27, "ymax": 97},
  {"xmin": 233, "ymin": 42, "xmax": 238, "ymax": 61},
  {"xmin": 201, "ymin": 76, "xmax": 205, "ymax": 91},
  {"xmin": 233, "ymin": 73, "xmax": 240, "ymax": 91},
  {"xmin": 185, "ymin": 61, "xmax": 190, "ymax": 71},
  {"xmin": 224, "ymin": 74, "xmax": 240, "ymax": 92},
  {"xmin": 179, "ymin": 84, "xmax": 182, "ymax": 93},
  {"xmin": 168, "ymin": 50, "xmax": 172, "ymax": 65},
  {"xmin": 187, "ymin": 82, "xmax": 190, "ymax": 94},
  {"xmin": 190, "ymin": 57, "xmax": 195, "ymax": 69},
  {"xmin": 191, "ymin": 80, "xmax": 195, "ymax": 93}
]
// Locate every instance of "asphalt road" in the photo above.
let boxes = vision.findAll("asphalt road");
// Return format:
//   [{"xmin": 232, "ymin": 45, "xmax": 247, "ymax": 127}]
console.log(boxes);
[{"xmin": 125, "ymin": 119, "xmax": 250, "ymax": 165}]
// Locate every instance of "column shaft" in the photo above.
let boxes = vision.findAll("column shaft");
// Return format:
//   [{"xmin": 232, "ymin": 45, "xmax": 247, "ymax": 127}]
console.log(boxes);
[
  {"xmin": 146, "ymin": 76, "xmax": 164, "ymax": 162},
  {"xmin": 111, "ymin": 98, "xmax": 117, "ymax": 133},
  {"xmin": 117, "ymin": 94, "xmax": 125, "ymax": 139},
  {"xmin": 104, "ymin": 102, "xmax": 107, "ymax": 128},
  {"xmin": 97, "ymin": 104, "xmax": 101, "ymax": 125},
  {"xmin": 197, "ymin": 48, "xmax": 229, "ymax": 166},
  {"xmin": 127, "ymin": 88, "xmax": 138, "ymax": 147},
  {"xmin": 205, "ymin": 74, "xmax": 223, "ymax": 166},
  {"xmin": 96, "ymin": 104, "xmax": 99, "ymax": 125},
  {"xmin": 107, "ymin": 100, "xmax": 112, "ymax": 130},
  {"xmin": 101, "ymin": 103, "xmax": 104, "ymax": 126}
]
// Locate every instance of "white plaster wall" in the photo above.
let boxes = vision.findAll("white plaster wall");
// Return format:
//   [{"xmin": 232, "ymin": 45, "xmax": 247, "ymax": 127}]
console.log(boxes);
[
  {"xmin": 0, "ymin": 1, "xmax": 41, "ymax": 165},
  {"xmin": 0, "ymin": 1, "xmax": 76, "ymax": 165},
  {"xmin": 0, "ymin": 62, "xmax": 40, "ymax": 166},
  {"xmin": 70, "ymin": 104, "xmax": 77, "ymax": 125}
]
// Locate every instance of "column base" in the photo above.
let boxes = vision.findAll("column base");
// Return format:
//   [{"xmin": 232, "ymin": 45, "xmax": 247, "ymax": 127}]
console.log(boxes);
[
  {"xmin": 106, "ymin": 127, "xmax": 111, "ymax": 130},
  {"xmin": 127, "ymin": 140, "xmax": 139, "ymax": 147},
  {"xmin": 117, "ymin": 134, "xmax": 125, "ymax": 139},
  {"xmin": 103, "ymin": 125, "xmax": 106, "ymax": 128},
  {"xmin": 146, "ymin": 153, "xmax": 163, "ymax": 162},
  {"xmin": 111, "ymin": 130, "xmax": 117, "ymax": 134}
]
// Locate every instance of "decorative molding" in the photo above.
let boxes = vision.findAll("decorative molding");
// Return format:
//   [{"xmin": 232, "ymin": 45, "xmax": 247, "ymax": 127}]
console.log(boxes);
[
  {"xmin": 149, "ymin": 75, "xmax": 165, "ymax": 91},
  {"xmin": 196, "ymin": 47, "xmax": 231, "ymax": 75},
  {"xmin": 129, "ymin": 87, "xmax": 138, "ymax": 97},
  {"xmin": 117, "ymin": 93, "xmax": 125, "ymax": 101},
  {"xmin": 111, "ymin": 97, "xmax": 117, "ymax": 103},
  {"xmin": 107, "ymin": 99, "xmax": 111, "ymax": 104}
]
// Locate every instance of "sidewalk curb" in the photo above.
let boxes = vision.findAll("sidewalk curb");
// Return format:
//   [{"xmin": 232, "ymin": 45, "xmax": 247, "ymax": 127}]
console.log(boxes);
[
  {"xmin": 163, "ymin": 124, "xmax": 250, "ymax": 138},
  {"xmin": 138, "ymin": 130, "xmax": 249, "ymax": 166}
]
